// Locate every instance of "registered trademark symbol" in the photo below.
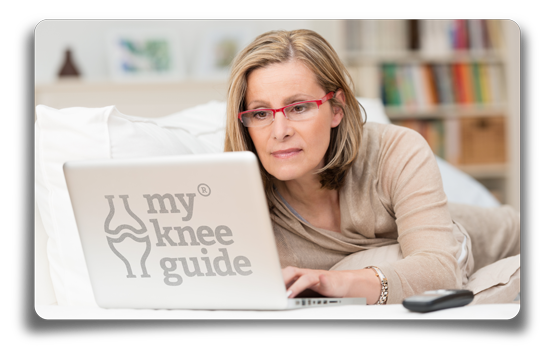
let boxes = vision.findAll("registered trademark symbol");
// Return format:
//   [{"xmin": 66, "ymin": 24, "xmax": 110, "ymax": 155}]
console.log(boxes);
[{"xmin": 197, "ymin": 183, "xmax": 211, "ymax": 197}]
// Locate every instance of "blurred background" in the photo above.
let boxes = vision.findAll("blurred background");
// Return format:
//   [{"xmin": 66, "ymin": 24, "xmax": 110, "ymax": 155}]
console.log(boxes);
[{"xmin": 34, "ymin": 20, "xmax": 519, "ymax": 210}]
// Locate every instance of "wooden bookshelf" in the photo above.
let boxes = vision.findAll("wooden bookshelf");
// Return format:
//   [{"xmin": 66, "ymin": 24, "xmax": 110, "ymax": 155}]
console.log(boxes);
[{"xmin": 339, "ymin": 20, "xmax": 520, "ymax": 208}]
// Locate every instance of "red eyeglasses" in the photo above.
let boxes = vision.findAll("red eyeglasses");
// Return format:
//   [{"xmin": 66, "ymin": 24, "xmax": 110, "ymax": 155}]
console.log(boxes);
[{"xmin": 238, "ymin": 92, "xmax": 335, "ymax": 128}]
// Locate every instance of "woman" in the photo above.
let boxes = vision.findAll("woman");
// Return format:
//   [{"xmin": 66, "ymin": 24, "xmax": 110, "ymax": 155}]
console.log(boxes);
[{"xmin": 224, "ymin": 29, "xmax": 520, "ymax": 305}]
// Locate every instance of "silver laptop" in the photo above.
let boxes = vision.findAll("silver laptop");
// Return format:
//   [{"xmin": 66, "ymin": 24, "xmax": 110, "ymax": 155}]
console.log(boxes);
[{"xmin": 63, "ymin": 151, "xmax": 366, "ymax": 310}]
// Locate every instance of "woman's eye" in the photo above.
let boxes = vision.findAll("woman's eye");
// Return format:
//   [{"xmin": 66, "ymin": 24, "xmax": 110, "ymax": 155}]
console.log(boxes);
[
  {"xmin": 253, "ymin": 111, "xmax": 269, "ymax": 120},
  {"xmin": 290, "ymin": 103, "xmax": 311, "ymax": 113}
]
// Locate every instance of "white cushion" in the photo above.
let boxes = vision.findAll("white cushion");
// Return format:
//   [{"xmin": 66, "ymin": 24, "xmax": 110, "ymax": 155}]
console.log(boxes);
[
  {"xmin": 356, "ymin": 97, "xmax": 390, "ymax": 124},
  {"xmin": 35, "ymin": 185, "xmax": 59, "ymax": 306},
  {"xmin": 35, "ymin": 101, "xmax": 226, "ymax": 306},
  {"xmin": 436, "ymin": 157, "xmax": 500, "ymax": 208}
]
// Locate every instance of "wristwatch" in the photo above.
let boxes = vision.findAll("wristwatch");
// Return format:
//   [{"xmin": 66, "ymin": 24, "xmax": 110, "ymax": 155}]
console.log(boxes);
[{"xmin": 366, "ymin": 266, "xmax": 388, "ymax": 305}]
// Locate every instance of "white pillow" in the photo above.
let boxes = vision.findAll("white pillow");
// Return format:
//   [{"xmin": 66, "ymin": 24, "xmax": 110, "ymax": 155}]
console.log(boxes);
[
  {"xmin": 436, "ymin": 157, "xmax": 500, "ymax": 208},
  {"xmin": 35, "ymin": 101, "xmax": 226, "ymax": 307},
  {"xmin": 356, "ymin": 97, "xmax": 390, "ymax": 124}
]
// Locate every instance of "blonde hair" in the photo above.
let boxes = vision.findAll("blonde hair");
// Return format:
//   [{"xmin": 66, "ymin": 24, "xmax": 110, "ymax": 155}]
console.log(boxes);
[{"xmin": 224, "ymin": 29, "xmax": 365, "ymax": 191}]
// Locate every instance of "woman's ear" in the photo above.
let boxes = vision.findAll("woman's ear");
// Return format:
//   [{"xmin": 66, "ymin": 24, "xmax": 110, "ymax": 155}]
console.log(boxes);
[{"xmin": 331, "ymin": 89, "xmax": 346, "ymax": 128}]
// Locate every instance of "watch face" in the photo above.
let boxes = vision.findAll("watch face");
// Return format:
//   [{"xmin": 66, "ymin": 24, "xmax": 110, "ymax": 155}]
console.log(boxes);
[{"xmin": 368, "ymin": 266, "xmax": 386, "ymax": 279}]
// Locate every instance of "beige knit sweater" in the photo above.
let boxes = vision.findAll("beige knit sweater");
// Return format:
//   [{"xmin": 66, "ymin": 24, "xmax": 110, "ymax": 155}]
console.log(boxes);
[{"xmin": 267, "ymin": 122, "xmax": 474, "ymax": 304}]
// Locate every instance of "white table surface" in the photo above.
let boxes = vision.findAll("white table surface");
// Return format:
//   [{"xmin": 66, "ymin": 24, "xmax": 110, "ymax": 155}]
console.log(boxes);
[{"xmin": 36, "ymin": 303, "xmax": 520, "ymax": 320}]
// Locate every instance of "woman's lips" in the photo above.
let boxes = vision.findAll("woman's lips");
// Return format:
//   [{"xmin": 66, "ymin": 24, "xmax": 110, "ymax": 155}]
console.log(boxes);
[{"xmin": 271, "ymin": 148, "xmax": 302, "ymax": 159}]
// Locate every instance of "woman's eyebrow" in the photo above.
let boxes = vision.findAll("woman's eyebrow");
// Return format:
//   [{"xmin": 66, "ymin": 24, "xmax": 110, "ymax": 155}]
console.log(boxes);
[
  {"xmin": 247, "ymin": 100, "xmax": 269, "ymax": 109},
  {"xmin": 247, "ymin": 94, "xmax": 315, "ymax": 109},
  {"xmin": 284, "ymin": 94, "xmax": 314, "ymax": 104}
]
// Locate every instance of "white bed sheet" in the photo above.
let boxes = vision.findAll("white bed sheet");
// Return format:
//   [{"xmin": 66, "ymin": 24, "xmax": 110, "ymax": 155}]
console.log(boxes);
[{"xmin": 35, "ymin": 303, "xmax": 520, "ymax": 320}]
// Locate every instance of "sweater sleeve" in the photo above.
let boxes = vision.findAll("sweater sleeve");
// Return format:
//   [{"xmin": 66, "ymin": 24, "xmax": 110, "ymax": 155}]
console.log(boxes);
[{"xmin": 375, "ymin": 125, "xmax": 463, "ymax": 304}]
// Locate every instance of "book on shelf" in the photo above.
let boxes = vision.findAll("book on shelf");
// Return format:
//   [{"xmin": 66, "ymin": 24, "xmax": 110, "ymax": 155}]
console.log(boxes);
[
  {"xmin": 479, "ymin": 63, "xmax": 492, "ymax": 103},
  {"xmin": 399, "ymin": 65, "xmax": 417, "ymax": 108},
  {"xmin": 422, "ymin": 64, "xmax": 439, "ymax": 106},
  {"xmin": 411, "ymin": 64, "xmax": 428, "ymax": 108},
  {"xmin": 485, "ymin": 20, "xmax": 505, "ymax": 52},
  {"xmin": 467, "ymin": 20, "xmax": 485, "ymax": 54},
  {"xmin": 381, "ymin": 63, "xmax": 399, "ymax": 106},
  {"xmin": 471, "ymin": 63, "xmax": 483, "ymax": 103},
  {"xmin": 433, "ymin": 64, "xmax": 455, "ymax": 105},
  {"xmin": 408, "ymin": 20, "xmax": 420, "ymax": 51},
  {"xmin": 380, "ymin": 62, "xmax": 504, "ymax": 109},
  {"xmin": 451, "ymin": 63, "xmax": 464, "ymax": 104},
  {"xmin": 462, "ymin": 63, "xmax": 476, "ymax": 103},
  {"xmin": 455, "ymin": 20, "xmax": 469, "ymax": 50}
]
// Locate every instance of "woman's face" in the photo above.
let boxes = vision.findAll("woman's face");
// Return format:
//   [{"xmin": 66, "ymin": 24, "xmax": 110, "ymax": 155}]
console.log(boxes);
[{"xmin": 245, "ymin": 60, "xmax": 344, "ymax": 183}]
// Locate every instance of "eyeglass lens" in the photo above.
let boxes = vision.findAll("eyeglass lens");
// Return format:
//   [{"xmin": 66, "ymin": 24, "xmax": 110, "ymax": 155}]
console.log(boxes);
[{"xmin": 241, "ymin": 101, "xmax": 319, "ymax": 127}]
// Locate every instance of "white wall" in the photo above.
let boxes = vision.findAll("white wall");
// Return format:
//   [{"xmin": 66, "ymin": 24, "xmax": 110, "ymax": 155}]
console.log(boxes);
[{"xmin": 35, "ymin": 20, "xmax": 340, "ymax": 84}]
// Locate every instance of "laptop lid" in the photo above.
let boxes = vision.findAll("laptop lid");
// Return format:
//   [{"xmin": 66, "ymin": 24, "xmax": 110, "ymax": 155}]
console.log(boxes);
[{"xmin": 64, "ymin": 152, "xmax": 290, "ymax": 310}]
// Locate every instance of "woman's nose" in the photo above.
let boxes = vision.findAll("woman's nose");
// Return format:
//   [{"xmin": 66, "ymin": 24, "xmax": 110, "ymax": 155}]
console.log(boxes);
[{"xmin": 271, "ymin": 111, "xmax": 292, "ymax": 141}]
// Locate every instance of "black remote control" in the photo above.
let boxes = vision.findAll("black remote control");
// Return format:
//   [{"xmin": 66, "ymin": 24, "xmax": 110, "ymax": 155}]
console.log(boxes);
[{"xmin": 402, "ymin": 289, "xmax": 474, "ymax": 313}]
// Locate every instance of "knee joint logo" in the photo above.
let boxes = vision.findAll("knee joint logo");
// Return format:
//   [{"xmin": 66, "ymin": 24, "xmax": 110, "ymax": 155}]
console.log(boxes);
[{"xmin": 102, "ymin": 185, "xmax": 254, "ymax": 285}]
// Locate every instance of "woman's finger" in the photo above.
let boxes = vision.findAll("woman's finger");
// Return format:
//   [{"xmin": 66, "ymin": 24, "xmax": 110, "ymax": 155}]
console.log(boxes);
[
  {"xmin": 282, "ymin": 266, "xmax": 305, "ymax": 288},
  {"xmin": 282, "ymin": 268, "xmax": 353, "ymax": 298},
  {"xmin": 286, "ymin": 272, "xmax": 321, "ymax": 298}
]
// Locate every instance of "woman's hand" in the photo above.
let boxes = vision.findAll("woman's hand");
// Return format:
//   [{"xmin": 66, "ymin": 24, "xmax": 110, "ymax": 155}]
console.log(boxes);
[{"xmin": 282, "ymin": 266, "xmax": 383, "ymax": 305}]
